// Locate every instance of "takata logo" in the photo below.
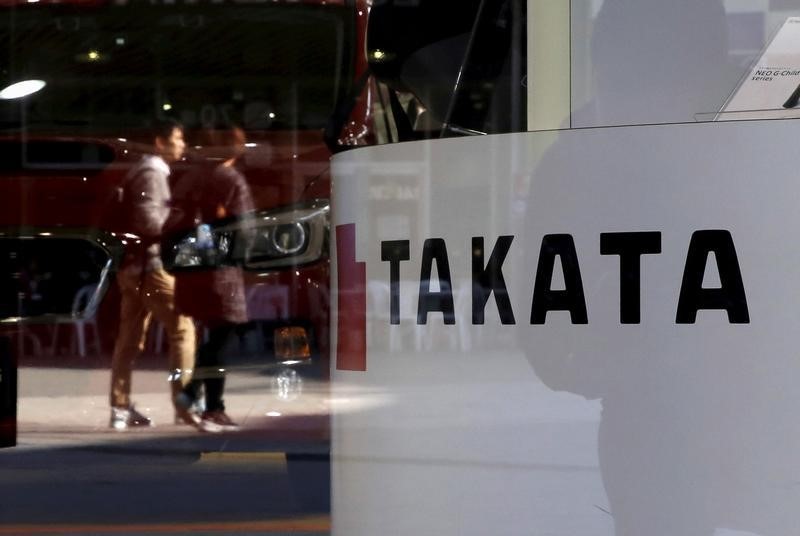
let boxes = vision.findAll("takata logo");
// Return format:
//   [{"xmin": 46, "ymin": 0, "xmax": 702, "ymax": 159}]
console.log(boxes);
[{"xmin": 335, "ymin": 226, "xmax": 751, "ymax": 370}]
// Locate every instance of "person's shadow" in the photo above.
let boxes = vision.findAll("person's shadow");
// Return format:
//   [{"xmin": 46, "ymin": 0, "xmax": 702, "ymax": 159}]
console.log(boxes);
[
  {"xmin": 519, "ymin": 3, "xmax": 800, "ymax": 534},
  {"xmin": 521, "ymin": 134, "xmax": 800, "ymax": 536}
]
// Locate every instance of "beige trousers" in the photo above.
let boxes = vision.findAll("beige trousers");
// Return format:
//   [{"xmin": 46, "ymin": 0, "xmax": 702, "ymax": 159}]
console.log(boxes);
[{"xmin": 110, "ymin": 268, "xmax": 196, "ymax": 409}]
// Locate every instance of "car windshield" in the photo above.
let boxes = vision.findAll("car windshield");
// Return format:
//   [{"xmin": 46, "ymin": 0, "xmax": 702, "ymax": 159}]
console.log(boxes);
[{"xmin": 0, "ymin": 2, "xmax": 353, "ymax": 134}]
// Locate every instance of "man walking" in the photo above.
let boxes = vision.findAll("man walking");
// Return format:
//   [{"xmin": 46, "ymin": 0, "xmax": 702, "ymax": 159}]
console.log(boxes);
[{"xmin": 109, "ymin": 119, "xmax": 196, "ymax": 430}]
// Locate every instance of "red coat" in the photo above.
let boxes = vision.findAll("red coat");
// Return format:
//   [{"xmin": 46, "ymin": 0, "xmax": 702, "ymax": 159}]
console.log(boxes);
[{"xmin": 168, "ymin": 163, "xmax": 255, "ymax": 325}]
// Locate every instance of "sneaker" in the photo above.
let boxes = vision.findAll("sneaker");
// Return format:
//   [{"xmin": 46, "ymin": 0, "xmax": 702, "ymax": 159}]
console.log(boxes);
[
  {"xmin": 110, "ymin": 405, "xmax": 153, "ymax": 430},
  {"xmin": 199, "ymin": 410, "xmax": 239, "ymax": 433}
]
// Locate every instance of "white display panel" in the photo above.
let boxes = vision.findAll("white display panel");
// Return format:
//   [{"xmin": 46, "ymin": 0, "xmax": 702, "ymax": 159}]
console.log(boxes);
[
  {"xmin": 331, "ymin": 119, "xmax": 800, "ymax": 536},
  {"xmin": 719, "ymin": 17, "xmax": 800, "ymax": 120}
]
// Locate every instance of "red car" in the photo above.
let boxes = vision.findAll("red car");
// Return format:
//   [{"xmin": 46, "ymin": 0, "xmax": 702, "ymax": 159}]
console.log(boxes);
[{"xmin": 0, "ymin": 0, "xmax": 371, "ymax": 394}]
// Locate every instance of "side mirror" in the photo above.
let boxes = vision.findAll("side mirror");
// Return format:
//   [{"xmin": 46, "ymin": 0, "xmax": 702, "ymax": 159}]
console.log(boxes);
[
  {"xmin": 367, "ymin": 0, "xmax": 526, "ymax": 137},
  {"xmin": 325, "ymin": 0, "xmax": 526, "ymax": 151}
]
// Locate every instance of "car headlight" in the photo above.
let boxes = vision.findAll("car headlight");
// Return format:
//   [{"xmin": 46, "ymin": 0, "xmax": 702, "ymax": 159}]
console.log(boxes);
[
  {"xmin": 165, "ymin": 200, "xmax": 329, "ymax": 271},
  {"xmin": 246, "ymin": 201, "xmax": 329, "ymax": 269}
]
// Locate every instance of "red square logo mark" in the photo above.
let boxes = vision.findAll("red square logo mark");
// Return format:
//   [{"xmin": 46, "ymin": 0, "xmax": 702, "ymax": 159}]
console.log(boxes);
[{"xmin": 335, "ymin": 223, "xmax": 367, "ymax": 371}]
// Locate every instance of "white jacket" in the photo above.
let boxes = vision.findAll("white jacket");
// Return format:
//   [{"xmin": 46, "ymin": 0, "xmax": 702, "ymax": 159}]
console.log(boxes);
[{"xmin": 121, "ymin": 155, "xmax": 172, "ymax": 273}]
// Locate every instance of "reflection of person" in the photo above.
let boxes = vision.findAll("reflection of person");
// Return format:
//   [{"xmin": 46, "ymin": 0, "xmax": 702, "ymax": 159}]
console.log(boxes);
[
  {"xmin": 588, "ymin": 3, "xmax": 730, "ymax": 535},
  {"xmin": 109, "ymin": 119, "xmax": 196, "ymax": 430},
  {"xmin": 523, "ymin": 0, "xmax": 800, "ymax": 536},
  {"xmin": 171, "ymin": 126, "xmax": 255, "ymax": 433}
]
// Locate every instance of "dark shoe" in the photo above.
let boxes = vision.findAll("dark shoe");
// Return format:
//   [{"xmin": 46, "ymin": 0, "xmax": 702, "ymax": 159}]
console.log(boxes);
[
  {"xmin": 110, "ymin": 405, "xmax": 153, "ymax": 430},
  {"xmin": 199, "ymin": 410, "xmax": 239, "ymax": 433},
  {"xmin": 173, "ymin": 392, "xmax": 201, "ymax": 427},
  {"xmin": 174, "ymin": 407, "xmax": 201, "ymax": 427}
]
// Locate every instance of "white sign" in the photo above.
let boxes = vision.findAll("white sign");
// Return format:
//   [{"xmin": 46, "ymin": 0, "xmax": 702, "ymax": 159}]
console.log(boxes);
[
  {"xmin": 331, "ymin": 120, "xmax": 800, "ymax": 536},
  {"xmin": 719, "ymin": 17, "xmax": 800, "ymax": 120}
]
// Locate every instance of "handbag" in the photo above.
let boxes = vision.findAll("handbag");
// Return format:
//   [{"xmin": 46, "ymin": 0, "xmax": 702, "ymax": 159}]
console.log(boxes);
[{"xmin": 162, "ymin": 166, "xmax": 219, "ymax": 272}]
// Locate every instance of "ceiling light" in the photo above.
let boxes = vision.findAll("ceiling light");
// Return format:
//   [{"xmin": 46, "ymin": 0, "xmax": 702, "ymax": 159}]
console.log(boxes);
[{"xmin": 0, "ymin": 80, "xmax": 46, "ymax": 100}]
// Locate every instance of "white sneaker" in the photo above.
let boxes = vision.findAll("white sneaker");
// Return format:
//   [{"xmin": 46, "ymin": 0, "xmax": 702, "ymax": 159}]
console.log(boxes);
[
  {"xmin": 110, "ymin": 407, "xmax": 129, "ymax": 430},
  {"xmin": 110, "ymin": 405, "xmax": 153, "ymax": 430}
]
